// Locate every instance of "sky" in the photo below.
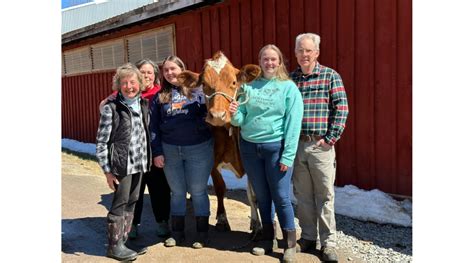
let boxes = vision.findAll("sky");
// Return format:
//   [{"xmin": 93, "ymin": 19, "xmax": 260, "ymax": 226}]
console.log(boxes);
[
  {"xmin": 0, "ymin": 0, "xmax": 473, "ymax": 261},
  {"xmin": 62, "ymin": 0, "xmax": 92, "ymax": 9},
  {"xmin": 62, "ymin": 138, "xmax": 413, "ymax": 227}
]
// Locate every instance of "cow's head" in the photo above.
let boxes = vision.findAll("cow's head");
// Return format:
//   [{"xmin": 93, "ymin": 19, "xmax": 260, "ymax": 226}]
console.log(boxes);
[{"xmin": 178, "ymin": 51, "xmax": 260, "ymax": 127}]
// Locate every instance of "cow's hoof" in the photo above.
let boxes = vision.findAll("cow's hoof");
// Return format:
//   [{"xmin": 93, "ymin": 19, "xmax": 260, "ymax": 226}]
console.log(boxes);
[{"xmin": 215, "ymin": 222, "xmax": 231, "ymax": 232}]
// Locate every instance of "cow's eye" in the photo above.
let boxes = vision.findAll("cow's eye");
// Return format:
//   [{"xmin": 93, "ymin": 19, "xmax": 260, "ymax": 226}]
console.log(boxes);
[{"xmin": 232, "ymin": 81, "xmax": 236, "ymax": 86}]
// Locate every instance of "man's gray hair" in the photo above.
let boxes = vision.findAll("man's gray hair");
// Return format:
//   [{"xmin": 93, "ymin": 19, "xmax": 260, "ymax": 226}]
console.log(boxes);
[{"xmin": 295, "ymin": 33, "xmax": 321, "ymax": 51}]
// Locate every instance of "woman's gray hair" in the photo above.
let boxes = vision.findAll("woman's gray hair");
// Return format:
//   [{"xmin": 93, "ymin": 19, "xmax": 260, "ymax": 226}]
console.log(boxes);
[
  {"xmin": 135, "ymin": 58, "xmax": 161, "ymax": 85},
  {"xmin": 295, "ymin": 33, "xmax": 321, "ymax": 51},
  {"xmin": 112, "ymin": 63, "xmax": 145, "ymax": 91}
]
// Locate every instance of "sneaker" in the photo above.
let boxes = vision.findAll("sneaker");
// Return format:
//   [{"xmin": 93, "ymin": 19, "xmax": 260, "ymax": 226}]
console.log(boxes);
[
  {"xmin": 129, "ymin": 224, "xmax": 138, "ymax": 239},
  {"xmin": 156, "ymin": 221, "xmax": 170, "ymax": 237},
  {"xmin": 321, "ymin": 246, "xmax": 338, "ymax": 262},
  {"xmin": 164, "ymin": 237, "xmax": 176, "ymax": 247},
  {"xmin": 296, "ymin": 238, "xmax": 316, "ymax": 252}
]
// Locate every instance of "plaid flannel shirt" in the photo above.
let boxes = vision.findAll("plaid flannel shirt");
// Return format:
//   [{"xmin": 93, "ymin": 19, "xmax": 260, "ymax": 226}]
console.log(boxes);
[
  {"xmin": 96, "ymin": 98, "xmax": 149, "ymax": 175},
  {"xmin": 290, "ymin": 63, "xmax": 349, "ymax": 145}
]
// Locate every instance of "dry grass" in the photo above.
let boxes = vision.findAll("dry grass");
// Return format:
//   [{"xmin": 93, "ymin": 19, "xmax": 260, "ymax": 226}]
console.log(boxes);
[{"xmin": 62, "ymin": 149, "xmax": 102, "ymax": 177}]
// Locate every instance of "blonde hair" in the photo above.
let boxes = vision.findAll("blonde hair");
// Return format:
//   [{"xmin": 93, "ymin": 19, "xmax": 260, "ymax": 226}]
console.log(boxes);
[
  {"xmin": 112, "ymin": 63, "xmax": 145, "ymax": 91},
  {"xmin": 258, "ymin": 44, "xmax": 290, "ymax": 81}
]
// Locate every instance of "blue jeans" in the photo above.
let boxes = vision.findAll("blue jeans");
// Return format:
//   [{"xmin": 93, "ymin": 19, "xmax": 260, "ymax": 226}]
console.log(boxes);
[
  {"xmin": 162, "ymin": 139, "xmax": 214, "ymax": 217},
  {"xmin": 240, "ymin": 139, "xmax": 295, "ymax": 230}
]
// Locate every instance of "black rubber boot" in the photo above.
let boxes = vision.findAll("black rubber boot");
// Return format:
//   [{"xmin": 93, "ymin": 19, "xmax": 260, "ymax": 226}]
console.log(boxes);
[
  {"xmin": 164, "ymin": 216, "xmax": 185, "ymax": 247},
  {"xmin": 122, "ymin": 211, "xmax": 134, "ymax": 242},
  {"xmin": 253, "ymin": 222, "xmax": 278, "ymax": 249},
  {"xmin": 296, "ymin": 238, "xmax": 316, "ymax": 252},
  {"xmin": 192, "ymin": 216, "xmax": 210, "ymax": 249},
  {"xmin": 106, "ymin": 220, "xmax": 138, "ymax": 261},
  {"xmin": 125, "ymin": 239, "xmax": 148, "ymax": 255},
  {"xmin": 252, "ymin": 223, "xmax": 275, "ymax": 256},
  {"xmin": 282, "ymin": 229, "xmax": 297, "ymax": 263}
]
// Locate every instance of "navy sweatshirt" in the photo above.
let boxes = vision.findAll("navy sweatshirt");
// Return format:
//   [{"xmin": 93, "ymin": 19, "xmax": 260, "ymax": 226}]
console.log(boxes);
[{"xmin": 149, "ymin": 86, "xmax": 212, "ymax": 157}]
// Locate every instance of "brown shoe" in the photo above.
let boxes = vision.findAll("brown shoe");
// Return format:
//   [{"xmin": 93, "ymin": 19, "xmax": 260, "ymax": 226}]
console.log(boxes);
[
  {"xmin": 282, "ymin": 229, "xmax": 297, "ymax": 263},
  {"xmin": 296, "ymin": 238, "xmax": 316, "ymax": 252},
  {"xmin": 321, "ymin": 246, "xmax": 338, "ymax": 262},
  {"xmin": 251, "ymin": 223, "xmax": 275, "ymax": 256}
]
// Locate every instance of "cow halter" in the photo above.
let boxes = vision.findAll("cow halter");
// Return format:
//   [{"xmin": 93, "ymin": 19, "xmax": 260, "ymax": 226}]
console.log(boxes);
[
  {"xmin": 204, "ymin": 53, "xmax": 249, "ymax": 105},
  {"xmin": 204, "ymin": 86, "xmax": 248, "ymax": 138},
  {"xmin": 205, "ymin": 87, "xmax": 249, "ymax": 104}
]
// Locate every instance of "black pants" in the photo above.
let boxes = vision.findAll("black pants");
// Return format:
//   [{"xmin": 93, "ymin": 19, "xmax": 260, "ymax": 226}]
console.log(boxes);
[
  {"xmin": 107, "ymin": 172, "xmax": 142, "ymax": 223},
  {"xmin": 133, "ymin": 165, "xmax": 171, "ymax": 224}
]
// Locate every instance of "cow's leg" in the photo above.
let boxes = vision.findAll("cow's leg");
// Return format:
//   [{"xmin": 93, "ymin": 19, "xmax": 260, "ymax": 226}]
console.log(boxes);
[
  {"xmin": 211, "ymin": 167, "xmax": 231, "ymax": 231},
  {"xmin": 247, "ymin": 179, "xmax": 262, "ymax": 236}
]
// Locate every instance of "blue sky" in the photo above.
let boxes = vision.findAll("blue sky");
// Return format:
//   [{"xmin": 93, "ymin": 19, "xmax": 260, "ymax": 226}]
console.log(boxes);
[{"xmin": 62, "ymin": 0, "xmax": 92, "ymax": 9}]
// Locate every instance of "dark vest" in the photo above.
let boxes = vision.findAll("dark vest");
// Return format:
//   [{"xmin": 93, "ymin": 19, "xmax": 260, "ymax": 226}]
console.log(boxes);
[{"xmin": 107, "ymin": 97, "xmax": 152, "ymax": 176}]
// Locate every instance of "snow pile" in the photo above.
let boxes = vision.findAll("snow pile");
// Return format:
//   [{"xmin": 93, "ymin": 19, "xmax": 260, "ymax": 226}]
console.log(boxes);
[
  {"xmin": 335, "ymin": 185, "xmax": 412, "ymax": 227},
  {"xmin": 62, "ymin": 138, "xmax": 96, "ymax": 155}
]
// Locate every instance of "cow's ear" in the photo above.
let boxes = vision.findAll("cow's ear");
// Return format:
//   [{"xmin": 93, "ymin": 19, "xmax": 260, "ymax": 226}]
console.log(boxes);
[
  {"xmin": 237, "ymin": 64, "xmax": 261, "ymax": 83},
  {"xmin": 177, "ymin": 70, "xmax": 200, "ymax": 89}
]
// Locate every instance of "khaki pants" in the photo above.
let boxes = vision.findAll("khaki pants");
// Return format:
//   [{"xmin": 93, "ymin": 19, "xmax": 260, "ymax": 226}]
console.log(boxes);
[{"xmin": 293, "ymin": 140, "xmax": 337, "ymax": 248}]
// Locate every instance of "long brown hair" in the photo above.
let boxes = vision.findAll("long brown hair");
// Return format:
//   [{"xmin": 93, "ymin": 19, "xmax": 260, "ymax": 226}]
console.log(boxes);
[{"xmin": 159, "ymin": 55, "xmax": 193, "ymax": 103}]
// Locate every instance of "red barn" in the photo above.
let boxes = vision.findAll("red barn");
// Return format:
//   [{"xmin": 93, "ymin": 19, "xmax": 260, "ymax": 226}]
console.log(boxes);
[{"xmin": 62, "ymin": 0, "xmax": 412, "ymax": 197}]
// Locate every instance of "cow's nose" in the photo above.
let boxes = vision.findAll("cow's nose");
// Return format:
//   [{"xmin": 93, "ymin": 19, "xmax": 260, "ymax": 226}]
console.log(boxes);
[{"xmin": 211, "ymin": 111, "xmax": 226, "ymax": 120}]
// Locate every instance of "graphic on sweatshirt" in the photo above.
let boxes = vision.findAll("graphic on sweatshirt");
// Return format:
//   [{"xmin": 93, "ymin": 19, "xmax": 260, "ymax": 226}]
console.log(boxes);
[{"xmin": 167, "ymin": 92, "xmax": 189, "ymax": 116}]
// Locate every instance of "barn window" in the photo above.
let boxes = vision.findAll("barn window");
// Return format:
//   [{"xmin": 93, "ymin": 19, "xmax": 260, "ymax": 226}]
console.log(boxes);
[
  {"xmin": 62, "ymin": 24, "xmax": 175, "ymax": 76},
  {"xmin": 63, "ymin": 47, "xmax": 92, "ymax": 75},
  {"xmin": 126, "ymin": 25, "xmax": 175, "ymax": 64},
  {"xmin": 91, "ymin": 40, "xmax": 125, "ymax": 71}
]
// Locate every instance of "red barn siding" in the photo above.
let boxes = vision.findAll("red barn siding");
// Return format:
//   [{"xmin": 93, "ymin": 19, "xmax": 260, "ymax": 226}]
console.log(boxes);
[
  {"xmin": 62, "ymin": 0, "xmax": 412, "ymax": 197},
  {"xmin": 229, "ymin": 0, "xmax": 242, "ymax": 67},
  {"xmin": 62, "ymin": 71, "xmax": 115, "ymax": 143},
  {"xmin": 354, "ymin": 0, "xmax": 376, "ymax": 191},
  {"xmin": 274, "ymin": 0, "xmax": 290, "ymax": 62},
  {"xmin": 336, "ymin": 0, "xmax": 356, "ymax": 188},
  {"xmin": 396, "ymin": 0, "xmax": 412, "ymax": 196},
  {"xmin": 374, "ymin": 0, "xmax": 398, "ymax": 194}
]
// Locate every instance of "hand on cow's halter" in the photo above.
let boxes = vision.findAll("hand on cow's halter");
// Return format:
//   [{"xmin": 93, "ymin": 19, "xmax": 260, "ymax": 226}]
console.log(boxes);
[
  {"xmin": 229, "ymin": 101, "xmax": 240, "ymax": 116},
  {"xmin": 154, "ymin": 155, "xmax": 165, "ymax": 168},
  {"xmin": 279, "ymin": 163, "xmax": 288, "ymax": 172}
]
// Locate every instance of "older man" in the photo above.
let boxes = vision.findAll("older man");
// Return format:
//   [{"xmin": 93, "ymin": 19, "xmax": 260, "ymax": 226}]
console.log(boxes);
[{"xmin": 290, "ymin": 33, "xmax": 349, "ymax": 262}]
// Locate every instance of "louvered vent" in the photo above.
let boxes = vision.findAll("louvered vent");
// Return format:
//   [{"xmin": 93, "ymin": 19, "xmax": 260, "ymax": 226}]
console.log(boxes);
[
  {"xmin": 63, "ymin": 47, "xmax": 92, "ymax": 75},
  {"xmin": 127, "ymin": 25, "xmax": 175, "ymax": 64},
  {"xmin": 91, "ymin": 40, "xmax": 125, "ymax": 70}
]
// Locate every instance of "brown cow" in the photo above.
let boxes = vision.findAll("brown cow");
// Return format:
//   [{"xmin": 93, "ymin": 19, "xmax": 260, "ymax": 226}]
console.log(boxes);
[{"xmin": 178, "ymin": 51, "xmax": 262, "ymax": 232}]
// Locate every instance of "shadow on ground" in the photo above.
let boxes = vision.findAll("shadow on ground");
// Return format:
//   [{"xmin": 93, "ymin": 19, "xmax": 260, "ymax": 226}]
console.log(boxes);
[
  {"xmin": 62, "ymin": 216, "xmax": 107, "ymax": 257},
  {"xmin": 62, "ymin": 191, "xmax": 255, "ymax": 257}
]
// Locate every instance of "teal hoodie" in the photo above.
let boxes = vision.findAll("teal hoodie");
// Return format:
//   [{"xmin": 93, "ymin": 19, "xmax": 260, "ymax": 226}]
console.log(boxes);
[{"xmin": 231, "ymin": 77, "xmax": 303, "ymax": 166}]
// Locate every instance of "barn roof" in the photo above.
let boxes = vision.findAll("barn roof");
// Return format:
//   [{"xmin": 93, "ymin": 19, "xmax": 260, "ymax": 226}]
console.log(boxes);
[{"xmin": 62, "ymin": 0, "xmax": 220, "ymax": 45}]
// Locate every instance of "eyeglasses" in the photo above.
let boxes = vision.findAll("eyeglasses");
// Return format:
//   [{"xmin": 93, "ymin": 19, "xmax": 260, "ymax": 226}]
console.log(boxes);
[{"xmin": 296, "ymin": 48, "xmax": 315, "ymax": 55}]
